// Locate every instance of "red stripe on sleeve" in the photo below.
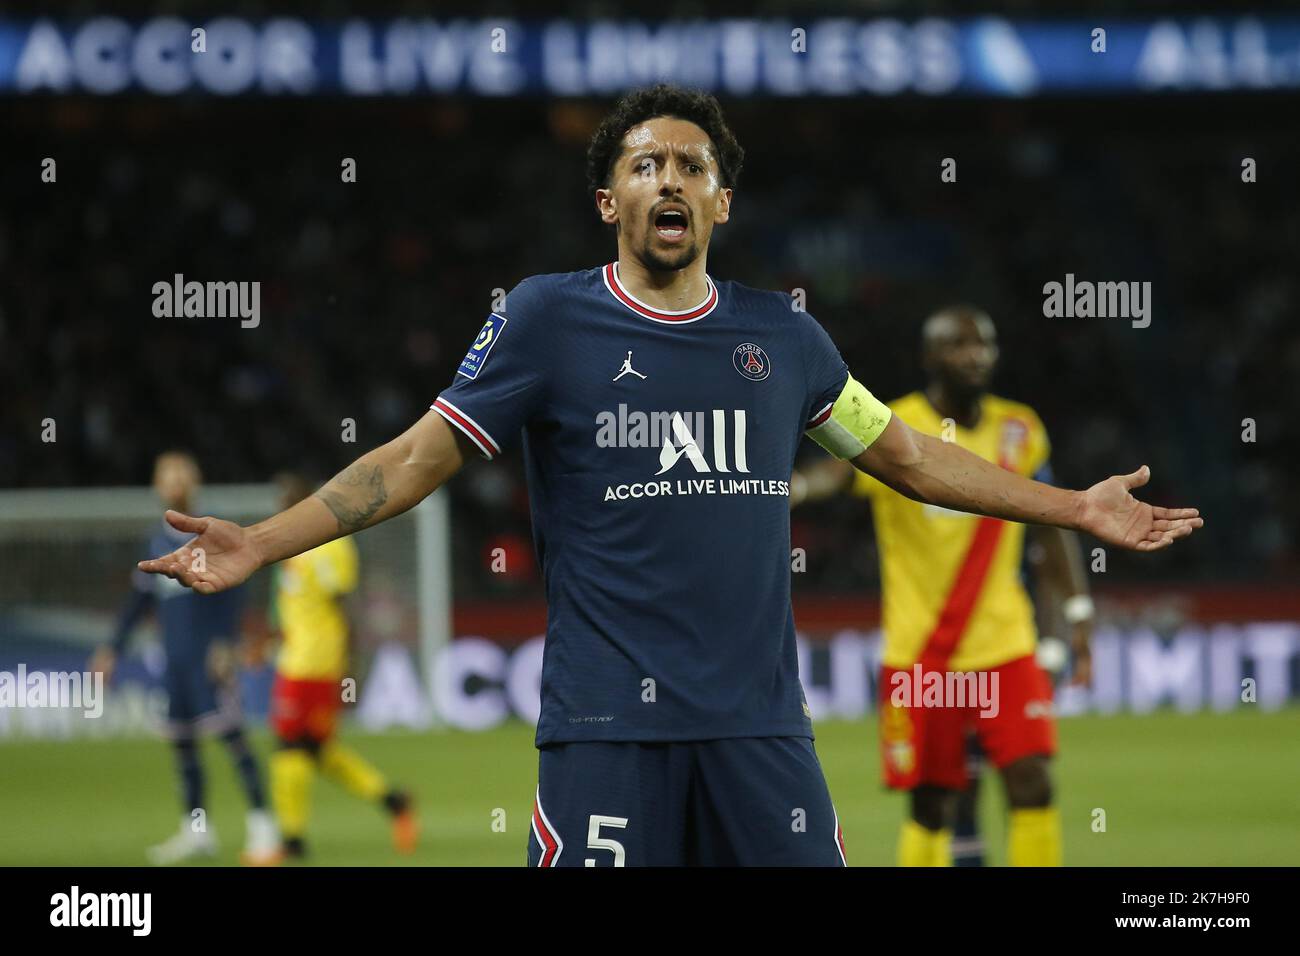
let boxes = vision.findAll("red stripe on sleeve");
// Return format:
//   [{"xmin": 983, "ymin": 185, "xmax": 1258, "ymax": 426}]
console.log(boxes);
[
  {"xmin": 806, "ymin": 403, "xmax": 834, "ymax": 429},
  {"xmin": 433, "ymin": 398, "xmax": 496, "ymax": 459}
]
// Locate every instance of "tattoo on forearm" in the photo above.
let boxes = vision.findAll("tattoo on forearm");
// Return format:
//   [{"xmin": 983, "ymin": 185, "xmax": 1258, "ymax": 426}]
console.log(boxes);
[{"xmin": 315, "ymin": 462, "xmax": 388, "ymax": 533}]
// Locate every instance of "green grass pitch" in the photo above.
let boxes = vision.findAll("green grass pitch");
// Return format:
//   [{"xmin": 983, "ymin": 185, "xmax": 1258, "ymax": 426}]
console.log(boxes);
[{"xmin": 2, "ymin": 709, "xmax": 1295, "ymax": 866}]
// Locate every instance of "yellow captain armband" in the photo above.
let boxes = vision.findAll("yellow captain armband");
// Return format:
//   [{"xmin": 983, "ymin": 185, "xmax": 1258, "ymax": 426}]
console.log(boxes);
[{"xmin": 805, "ymin": 374, "xmax": 892, "ymax": 460}]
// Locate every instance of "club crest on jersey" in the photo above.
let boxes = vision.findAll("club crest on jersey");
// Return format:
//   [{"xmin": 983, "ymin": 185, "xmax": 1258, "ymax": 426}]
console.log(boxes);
[
  {"xmin": 457, "ymin": 313, "xmax": 507, "ymax": 380},
  {"xmin": 999, "ymin": 417, "xmax": 1030, "ymax": 468},
  {"xmin": 732, "ymin": 343, "xmax": 771, "ymax": 381}
]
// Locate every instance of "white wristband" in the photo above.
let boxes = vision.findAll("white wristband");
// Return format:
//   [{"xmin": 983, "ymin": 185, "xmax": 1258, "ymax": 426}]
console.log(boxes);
[{"xmin": 1063, "ymin": 594, "xmax": 1095, "ymax": 625}]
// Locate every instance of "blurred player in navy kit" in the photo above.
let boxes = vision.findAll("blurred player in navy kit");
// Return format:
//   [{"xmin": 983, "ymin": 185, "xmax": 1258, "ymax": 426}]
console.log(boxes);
[
  {"xmin": 92, "ymin": 452, "xmax": 279, "ymax": 865},
  {"xmin": 136, "ymin": 86, "xmax": 1201, "ymax": 866}
]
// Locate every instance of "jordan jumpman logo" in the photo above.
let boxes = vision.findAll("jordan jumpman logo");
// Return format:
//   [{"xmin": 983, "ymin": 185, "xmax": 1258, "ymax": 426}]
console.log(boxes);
[{"xmin": 612, "ymin": 350, "xmax": 647, "ymax": 382}]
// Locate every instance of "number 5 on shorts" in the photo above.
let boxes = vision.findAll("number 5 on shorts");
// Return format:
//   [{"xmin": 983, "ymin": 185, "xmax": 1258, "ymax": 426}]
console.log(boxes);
[{"xmin": 585, "ymin": 814, "xmax": 628, "ymax": 867}]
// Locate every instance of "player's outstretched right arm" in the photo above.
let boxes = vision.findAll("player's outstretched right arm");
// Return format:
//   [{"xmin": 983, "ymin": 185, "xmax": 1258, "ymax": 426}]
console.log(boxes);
[{"xmin": 137, "ymin": 411, "xmax": 472, "ymax": 594}]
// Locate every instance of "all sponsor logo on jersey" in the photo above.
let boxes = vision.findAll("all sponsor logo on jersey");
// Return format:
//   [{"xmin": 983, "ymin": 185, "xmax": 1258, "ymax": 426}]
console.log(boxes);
[
  {"xmin": 732, "ymin": 342, "xmax": 771, "ymax": 381},
  {"xmin": 595, "ymin": 405, "xmax": 790, "ymax": 502}
]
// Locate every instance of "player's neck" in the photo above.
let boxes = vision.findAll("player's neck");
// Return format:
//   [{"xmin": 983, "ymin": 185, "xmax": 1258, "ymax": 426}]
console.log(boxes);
[
  {"xmin": 925, "ymin": 384, "xmax": 983, "ymax": 429},
  {"xmin": 613, "ymin": 250, "xmax": 711, "ymax": 313}
]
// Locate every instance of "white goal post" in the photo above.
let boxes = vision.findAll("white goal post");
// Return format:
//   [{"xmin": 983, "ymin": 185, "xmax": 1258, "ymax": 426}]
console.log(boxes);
[{"xmin": 0, "ymin": 485, "xmax": 452, "ymax": 737}]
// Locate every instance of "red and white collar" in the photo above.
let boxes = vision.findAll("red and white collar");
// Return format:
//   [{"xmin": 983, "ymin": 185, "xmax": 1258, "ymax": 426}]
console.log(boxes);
[{"xmin": 602, "ymin": 261, "xmax": 718, "ymax": 324}]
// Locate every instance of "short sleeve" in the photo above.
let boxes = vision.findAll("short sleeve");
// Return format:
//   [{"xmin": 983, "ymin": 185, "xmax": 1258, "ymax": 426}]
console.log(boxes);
[
  {"xmin": 432, "ymin": 279, "xmax": 550, "ymax": 460},
  {"xmin": 797, "ymin": 310, "xmax": 850, "ymax": 430},
  {"xmin": 799, "ymin": 311, "xmax": 891, "ymax": 461}
]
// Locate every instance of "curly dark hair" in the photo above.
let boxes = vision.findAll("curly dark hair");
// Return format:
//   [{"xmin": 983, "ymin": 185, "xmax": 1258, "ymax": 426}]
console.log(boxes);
[{"xmin": 586, "ymin": 84, "xmax": 744, "ymax": 195}]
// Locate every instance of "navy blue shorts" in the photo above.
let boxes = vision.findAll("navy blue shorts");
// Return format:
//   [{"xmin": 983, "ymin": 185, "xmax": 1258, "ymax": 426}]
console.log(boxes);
[
  {"xmin": 527, "ymin": 737, "xmax": 847, "ymax": 867},
  {"xmin": 163, "ymin": 645, "xmax": 241, "ymax": 738}
]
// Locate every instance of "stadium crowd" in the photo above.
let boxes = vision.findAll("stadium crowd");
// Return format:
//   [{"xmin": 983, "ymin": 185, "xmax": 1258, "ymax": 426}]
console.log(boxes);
[{"xmin": 2, "ymin": 95, "xmax": 1296, "ymax": 593}]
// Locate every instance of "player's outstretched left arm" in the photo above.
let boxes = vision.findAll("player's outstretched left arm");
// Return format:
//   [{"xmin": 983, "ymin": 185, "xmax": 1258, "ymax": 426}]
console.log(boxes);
[{"xmin": 854, "ymin": 416, "xmax": 1203, "ymax": 552}]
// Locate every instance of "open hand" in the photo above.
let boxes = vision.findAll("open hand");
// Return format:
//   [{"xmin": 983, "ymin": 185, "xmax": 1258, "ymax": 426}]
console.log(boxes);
[
  {"xmin": 1077, "ymin": 466, "xmax": 1203, "ymax": 552},
  {"xmin": 136, "ymin": 510, "xmax": 263, "ymax": 595}
]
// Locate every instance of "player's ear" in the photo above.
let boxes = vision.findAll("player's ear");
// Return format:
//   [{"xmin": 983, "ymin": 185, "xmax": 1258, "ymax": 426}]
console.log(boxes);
[
  {"xmin": 595, "ymin": 188, "xmax": 618, "ymax": 225},
  {"xmin": 713, "ymin": 187, "xmax": 732, "ymax": 225}
]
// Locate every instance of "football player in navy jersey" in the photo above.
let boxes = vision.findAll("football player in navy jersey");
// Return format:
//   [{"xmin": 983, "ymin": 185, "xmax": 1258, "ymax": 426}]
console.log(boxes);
[
  {"xmin": 93, "ymin": 452, "xmax": 279, "ymax": 865},
  {"xmin": 139, "ymin": 85, "xmax": 1201, "ymax": 866}
]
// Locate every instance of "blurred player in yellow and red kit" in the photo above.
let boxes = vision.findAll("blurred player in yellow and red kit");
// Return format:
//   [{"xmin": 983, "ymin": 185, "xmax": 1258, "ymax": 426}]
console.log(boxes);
[
  {"xmin": 792, "ymin": 306, "xmax": 1094, "ymax": 866},
  {"xmin": 265, "ymin": 473, "xmax": 417, "ymax": 860}
]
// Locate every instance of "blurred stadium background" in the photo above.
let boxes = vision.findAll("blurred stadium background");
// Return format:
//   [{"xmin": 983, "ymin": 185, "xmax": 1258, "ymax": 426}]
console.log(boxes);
[{"xmin": 1, "ymin": 1, "xmax": 1297, "ymax": 865}]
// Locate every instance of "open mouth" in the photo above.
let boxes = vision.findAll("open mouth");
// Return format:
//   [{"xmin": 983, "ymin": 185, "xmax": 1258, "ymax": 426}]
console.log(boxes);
[{"xmin": 654, "ymin": 209, "xmax": 688, "ymax": 241}]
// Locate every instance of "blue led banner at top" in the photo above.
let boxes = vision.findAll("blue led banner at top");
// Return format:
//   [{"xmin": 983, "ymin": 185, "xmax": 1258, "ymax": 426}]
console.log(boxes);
[{"xmin": 1, "ymin": 16, "xmax": 1298, "ymax": 97}]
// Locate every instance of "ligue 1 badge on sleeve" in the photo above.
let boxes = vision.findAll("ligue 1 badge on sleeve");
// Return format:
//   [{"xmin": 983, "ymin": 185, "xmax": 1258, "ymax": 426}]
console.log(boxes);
[
  {"xmin": 458, "ymin": 313, "xmax": 507, "ymax": 380},
  {"xmin": 733, "ymin": 342, "xmax": 771, "ymax": 381}
]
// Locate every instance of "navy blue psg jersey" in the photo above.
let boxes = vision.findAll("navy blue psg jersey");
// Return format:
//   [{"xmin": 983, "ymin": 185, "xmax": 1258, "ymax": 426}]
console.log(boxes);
[{"xmin": 433, "ymin": 262, "xmax": 849, "ymax": 746}]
